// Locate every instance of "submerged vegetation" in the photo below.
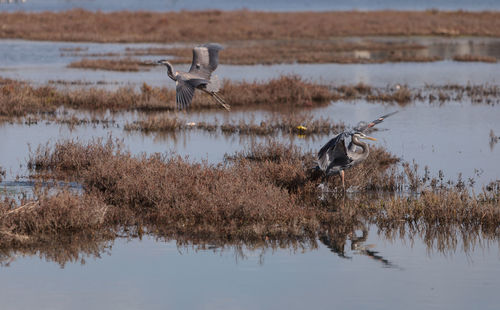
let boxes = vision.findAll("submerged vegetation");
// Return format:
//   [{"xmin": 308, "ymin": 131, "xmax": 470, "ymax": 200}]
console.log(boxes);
[
  {"xmin": 68, "ymin": 58, "xmax": 155, "ymax": 72},
  {"xmin": 0, "ymin": 138, "xmax": 498, "ymax": 266},
  {"xmin": 124, "ymin": 113, "xmax": 345, "ymax": 136}
]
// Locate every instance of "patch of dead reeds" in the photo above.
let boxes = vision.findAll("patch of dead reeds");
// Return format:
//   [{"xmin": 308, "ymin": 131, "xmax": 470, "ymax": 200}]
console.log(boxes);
[
  {"xmin": 0, "ymin": 138, "xmax": 498, "ymax": 263},
  {"xmin": 3, "ymin": 77, "xmax": 500, "ymax": 120},
  {"xmin": 26, "ymin": 139, "xmax": 325, "ymax": 241},
  {"xmin": 453, "ymin": 54, "xmax": 497, "ymax": 63},
  {"xmin": 0, "ymin": 76, "xmax": 333, "ymax": 117},
  {"xmin": 124, "ymin": 40, "xmax": 431, "ymax": 66},
  {"xmin": 220, "ymin": 76, "xmax": 332, "ymax": 108},
  {"xmin": 2, "ymin": 10, "xmax": 500, "ymax": 43}
]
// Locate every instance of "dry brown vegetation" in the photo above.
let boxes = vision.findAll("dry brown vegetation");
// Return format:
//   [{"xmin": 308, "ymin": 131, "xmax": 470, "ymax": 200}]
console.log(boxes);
[
  {"xmin": 67, "ymin": 58, "xmax": 155, "ymax": 72},
  {"xmin": 453, "ymin": 54, "xmax": 498, "ymax": 63},
  {"xmin": 2, "ymin": 10, "xmax": 500, "ymax": 43},
  {"xmin": 0, "ymin": 138, "xmax": 498, "ymax": 264},
  {"xmin": 24, "ymin": 139, "xmax": 327, "ymax": 242},
  {"xmin": 424, "ymin": 84, "xmax": 500, "ymax": 104},
  {"xmin": 0, "ymin": 76, "xmax": 333, "ymax": 118},
  {"xmin": 123, "ymin": 41, "xmax": 434, "ymax": 66},
  {"xmin": 2, "ymin": 76, "xmax": 500, "ymax": 121}
]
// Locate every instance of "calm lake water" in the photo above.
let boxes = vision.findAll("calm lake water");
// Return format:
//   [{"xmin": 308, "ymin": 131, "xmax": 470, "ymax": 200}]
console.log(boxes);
[
  {"xmin": 1, "ymin": 231, "xmax": 499, "ymax": 310},
  {"xmin": 1, "ymin": 0, "xmax": 500, "ymax": 12},
  {"xmin": 1, "ymin": 36, "xmax": 500, "ymax": 309}
]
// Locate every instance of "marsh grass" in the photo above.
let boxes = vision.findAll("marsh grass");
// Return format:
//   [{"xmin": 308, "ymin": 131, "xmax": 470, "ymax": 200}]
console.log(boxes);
[
  {"xmin": 2, "ymin": 10, "xmax": 500, "ymax": 43},
  {"xmin": 0, "ymin": 76, "xmax": 333, "ymax": 118},
  {"xmin": 2, "ymin": 77, "xmax": 500, "ymax": 120},
  {"xmin": 453, "ymin": 54, "xmax": 497, "ymax": 63},
  {"xmin": 89, "ymin": 40, "xmax": 436, "ymax": 66},
  {"xmin": 0, "ymin": 139, "xmax": 498, "ymax": 262}
]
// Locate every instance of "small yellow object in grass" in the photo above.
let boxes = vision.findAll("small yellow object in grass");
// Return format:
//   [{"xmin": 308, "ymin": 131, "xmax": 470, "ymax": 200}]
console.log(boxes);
[
  {"xmin": 186, "ymin": 122, "xmax": 196, "ymax": 126},
  {"xmin": 296, "ymin": 125, "xmax": 307, "ymax": 131}
]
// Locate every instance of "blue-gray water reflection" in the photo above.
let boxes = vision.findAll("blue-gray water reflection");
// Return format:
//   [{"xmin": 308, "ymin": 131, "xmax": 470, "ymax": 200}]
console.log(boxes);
[
  {"xmin": 1, "ymin": 0, "xmax": 500, "ymax": 12},
  {"xmin": 1, "ymin": 99, "xmax": 499, "ymax": 189},
  {"xmin": 1, "ymin": 34, "xmax": 500, "ymax": 310},
  {"xmin": 0, "ymin": 227, "xmax": 499, "ymax": 310},
  {"xmin": 2, "ymin": 39, "xmax": 500, "ymax": 88}
]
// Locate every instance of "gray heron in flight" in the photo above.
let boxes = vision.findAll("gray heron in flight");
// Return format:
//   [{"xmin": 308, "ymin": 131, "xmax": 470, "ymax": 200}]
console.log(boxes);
[
  {"xmin": 315, "ymin": 111, "xmax": 398, "ymax": 191},
  {"xmin": 157, "ymin": 43, "xmax": 230, "ymax": 111}
]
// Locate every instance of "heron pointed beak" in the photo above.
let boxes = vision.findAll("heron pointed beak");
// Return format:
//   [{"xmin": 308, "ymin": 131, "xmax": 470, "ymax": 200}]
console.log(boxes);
[{"xmin": 364, "ymin": 136, "xmax": 377, "ymax": 141}]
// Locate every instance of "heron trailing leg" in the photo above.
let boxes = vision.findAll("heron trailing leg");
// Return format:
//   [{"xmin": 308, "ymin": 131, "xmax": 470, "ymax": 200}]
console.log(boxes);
[
  {"xmin": 340, "ymin": 170, "xmax": 346, "ymax": 193},
  {"xmin": 212, "ymin": 92, "xmax": 231, "ymax": 111},
  {"xmin": 201, "ymin": 89, "xmax": 231, "ymax": 111}
]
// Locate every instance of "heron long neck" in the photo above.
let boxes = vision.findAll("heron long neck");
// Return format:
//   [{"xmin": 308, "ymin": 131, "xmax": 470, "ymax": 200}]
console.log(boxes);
[
  {"xmin": 164, "ymin": 62, "xmax": 177, "ymax": 81},
  {"xmin": 350, "ymin": 135, "xmax": 369, "ymax": 161}
]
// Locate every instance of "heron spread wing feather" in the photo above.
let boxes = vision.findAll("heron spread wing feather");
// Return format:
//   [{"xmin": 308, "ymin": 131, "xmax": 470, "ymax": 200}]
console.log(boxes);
[
  {"xmin": 354, "ymin": 111, "xmax": 399, "ymax": 133},
  {"xmin": 189, "ymin": 43, "xmax": 223, "ymax": 80},
  {"xmin": 176, "ymin": 80, "xmax": 195, "ymax": 110},
  {"xmin": 317, "ymin": 132, "xmax": 351, "ymax": 173}
]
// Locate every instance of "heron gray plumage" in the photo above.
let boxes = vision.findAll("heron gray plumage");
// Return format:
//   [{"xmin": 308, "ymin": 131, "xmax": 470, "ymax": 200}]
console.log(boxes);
[
  {"xmin": 157, "ymin": 43, "xmax": 230, "ymax": 111},
  {"xmin": 315, "ymin": 111, "xmax": 398, "ymax": 191}
]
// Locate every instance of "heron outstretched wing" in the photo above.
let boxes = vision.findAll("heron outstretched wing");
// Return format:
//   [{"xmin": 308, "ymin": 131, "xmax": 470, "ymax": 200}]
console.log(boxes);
[
  {"xmin": 176, "ymin": 79, "xmax": 195, "ymax": 110},
  {"xmin": 189, "ymin": 43, "xmax": 223, "ymax": 80},
  {"xmin": 317, "ymin": 132, "xmax": 351, "ymax": 172},
  {"xmin": 354, "ymin": 111, "xmax": 398, "ymax": 133}
]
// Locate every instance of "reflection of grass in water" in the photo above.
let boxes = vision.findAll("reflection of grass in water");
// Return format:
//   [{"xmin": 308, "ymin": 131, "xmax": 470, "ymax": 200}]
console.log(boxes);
[
  {"xmin": 67, "ymin": 58, "xmax": 155, "ymax": 72},
  {"xmin": 124, "ymin": 113, "xmax": 346, "ymax": 136},
  {"xmin": 490, "ymin": 129, "xmax": 499, "ymax": 148},
  {"xmin": 0, "ymin": 188, "xmax": 17, "ymax": 196}
]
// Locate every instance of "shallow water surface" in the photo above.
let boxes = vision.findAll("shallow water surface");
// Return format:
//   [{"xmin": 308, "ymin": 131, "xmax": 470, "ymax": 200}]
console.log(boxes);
[
  {"xmin": 0, "ymin": 98, "xmax": 499, "ymax": 188},
  {"xmin": 1, "ymin": 34, "xmax": 500, "ymax": 310},
  {"xmin": 1, "ymin": 99, "xmax": 499, "ymax": 188},
  {"xmin": 1, "ymin": 226, "xmax": 499, "ymax": 310},
  {"xmin": 2, "ymin": 39, "xmax": 500, "ymax": 88}
]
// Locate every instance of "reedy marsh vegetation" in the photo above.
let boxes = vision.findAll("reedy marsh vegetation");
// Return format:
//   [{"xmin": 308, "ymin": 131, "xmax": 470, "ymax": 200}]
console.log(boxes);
[
  {"xmin": 2, "ymin": 76, "xmax": 500, "ymax": 123},
  {"xmin": 0, "ymin": 139, "xmax": 498, "ymax": 266}
]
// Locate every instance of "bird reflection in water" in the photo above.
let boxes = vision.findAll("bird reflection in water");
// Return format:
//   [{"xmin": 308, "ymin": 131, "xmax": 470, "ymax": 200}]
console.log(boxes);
[{"xmin": 319, "ymin": 223, "xmax": 400, "ymax": 269}]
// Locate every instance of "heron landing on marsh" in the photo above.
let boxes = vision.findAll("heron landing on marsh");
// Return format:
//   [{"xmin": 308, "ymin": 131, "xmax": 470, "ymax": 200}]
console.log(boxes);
[
  {"xmin": 157, "ymin": 43, "xmax": 230, "ymax": 111},
  {"xmin": 315, "ymin": 111, "xmax": 398, "ymax": 193}
]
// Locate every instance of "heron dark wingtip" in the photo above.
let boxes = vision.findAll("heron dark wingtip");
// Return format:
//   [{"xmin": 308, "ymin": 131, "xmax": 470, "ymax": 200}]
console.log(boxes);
[{"xmin": 380, "ymin": 111, "xmax": 399, "ymax": 120}]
